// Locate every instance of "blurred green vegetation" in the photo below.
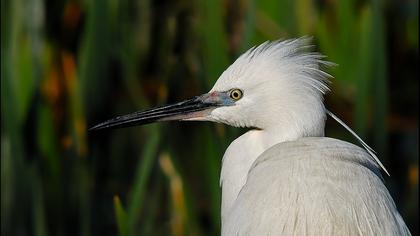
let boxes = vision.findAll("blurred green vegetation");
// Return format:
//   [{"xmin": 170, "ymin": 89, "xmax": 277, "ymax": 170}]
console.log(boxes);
[{"xmin": 1, "ymin": 0, "xmax": 418, "ymax": 235}]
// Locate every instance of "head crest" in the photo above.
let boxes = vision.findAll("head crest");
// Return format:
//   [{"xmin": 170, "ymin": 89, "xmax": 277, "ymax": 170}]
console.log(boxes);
[{"xmin": 212, "ymin": 37, "xmax": 335, "ymax": 95}]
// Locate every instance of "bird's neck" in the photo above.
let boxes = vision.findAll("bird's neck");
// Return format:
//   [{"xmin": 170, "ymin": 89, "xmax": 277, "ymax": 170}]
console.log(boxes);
[{"xmin": 220, "ymin": 129, "xmax": 306, "ymax": 220}]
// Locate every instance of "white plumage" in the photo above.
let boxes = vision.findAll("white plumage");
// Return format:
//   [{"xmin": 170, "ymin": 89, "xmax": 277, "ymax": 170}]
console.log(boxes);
[
  {"xmin": 91, "ymin": 37, "xmax": 411, "ymax": 235},
  {"xmin": 222, "ymin": 138, "xmax": 410, "ymax": 235},
  {"xmin": 210, "ymin": 38, "xmax": 410, "ymax": 235}
]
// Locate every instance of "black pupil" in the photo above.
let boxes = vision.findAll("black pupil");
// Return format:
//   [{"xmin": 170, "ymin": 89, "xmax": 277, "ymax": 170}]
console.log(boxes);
[{"xmin": 232, "ymin": 91, "xmax": 240, "ymax": 99}]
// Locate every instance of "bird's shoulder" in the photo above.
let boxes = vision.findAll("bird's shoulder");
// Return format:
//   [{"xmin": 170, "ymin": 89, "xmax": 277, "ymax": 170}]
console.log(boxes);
[
  {"xmin": 251, "ymin": 137, "xmax": 381, "ymax": 176},
  {"xmin": 222, "ymin": 137, "xmax": 411, "ymax": 236}
]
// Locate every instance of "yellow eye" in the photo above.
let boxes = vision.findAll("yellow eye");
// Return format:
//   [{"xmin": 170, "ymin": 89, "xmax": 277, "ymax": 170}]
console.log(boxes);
[{"xmin": 230, "ymin": 89, "xmax": 243, "ymax": 100}]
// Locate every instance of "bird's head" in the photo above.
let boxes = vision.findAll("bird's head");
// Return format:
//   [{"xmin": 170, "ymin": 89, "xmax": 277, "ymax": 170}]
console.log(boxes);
[{"xmin": 90, "ymin": 37, "xmax": 333, "ymax": 139}]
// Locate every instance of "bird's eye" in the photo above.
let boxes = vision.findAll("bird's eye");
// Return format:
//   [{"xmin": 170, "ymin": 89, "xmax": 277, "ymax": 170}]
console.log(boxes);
[{"xmin": 229, "ymin": 89, "xmax": 243, "ymax": 100}]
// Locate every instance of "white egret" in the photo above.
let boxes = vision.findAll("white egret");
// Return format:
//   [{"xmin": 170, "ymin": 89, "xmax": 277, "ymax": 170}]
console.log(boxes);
[{"xmin": 91, "ymin": 37, "xmax": 411, "ymax": 235}]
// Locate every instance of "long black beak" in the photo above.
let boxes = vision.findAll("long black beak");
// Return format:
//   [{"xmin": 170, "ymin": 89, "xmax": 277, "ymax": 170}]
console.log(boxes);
[{"xmin": 89, "ymin": 93, "xmax": 221, "ymax": 131}]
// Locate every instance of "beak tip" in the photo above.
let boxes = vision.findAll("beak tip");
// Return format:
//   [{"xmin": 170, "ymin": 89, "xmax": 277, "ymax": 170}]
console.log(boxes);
[{"xmin": 88, "ymin": 123, "xmax": 105, "ymax": 132}]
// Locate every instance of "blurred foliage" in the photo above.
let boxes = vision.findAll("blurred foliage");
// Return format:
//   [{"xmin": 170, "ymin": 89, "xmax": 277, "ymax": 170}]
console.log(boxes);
[{"xmin": 1, "ymin": 0, "xmax": 418, "ymax": 235}]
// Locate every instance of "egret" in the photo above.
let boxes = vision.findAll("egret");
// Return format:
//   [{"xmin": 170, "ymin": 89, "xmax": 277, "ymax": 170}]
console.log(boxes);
[{"xmin": 91, "ymin": 37, "xmax": 411, "ymax": 235}]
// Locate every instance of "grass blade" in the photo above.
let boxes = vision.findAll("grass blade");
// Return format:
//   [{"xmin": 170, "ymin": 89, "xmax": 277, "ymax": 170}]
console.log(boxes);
[{"xmin": 114, "ymin": 195, "xmax": 129, "ymax": 236}]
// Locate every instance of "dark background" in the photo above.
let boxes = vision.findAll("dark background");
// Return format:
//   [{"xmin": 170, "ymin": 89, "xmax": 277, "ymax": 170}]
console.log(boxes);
[{"xmin": 1, "ymin": 0, "xmax": 418, "ymax": 235}]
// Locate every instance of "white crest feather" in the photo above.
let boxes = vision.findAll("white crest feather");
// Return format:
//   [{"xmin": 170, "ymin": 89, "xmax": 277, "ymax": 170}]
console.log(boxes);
[
  {"xmin": 326, "ymin": 110, "xmax": 390, "ymax": 176},
  {"xmin": 212, "ymin": 37, "xmax": 335, "ymax": 96}
]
